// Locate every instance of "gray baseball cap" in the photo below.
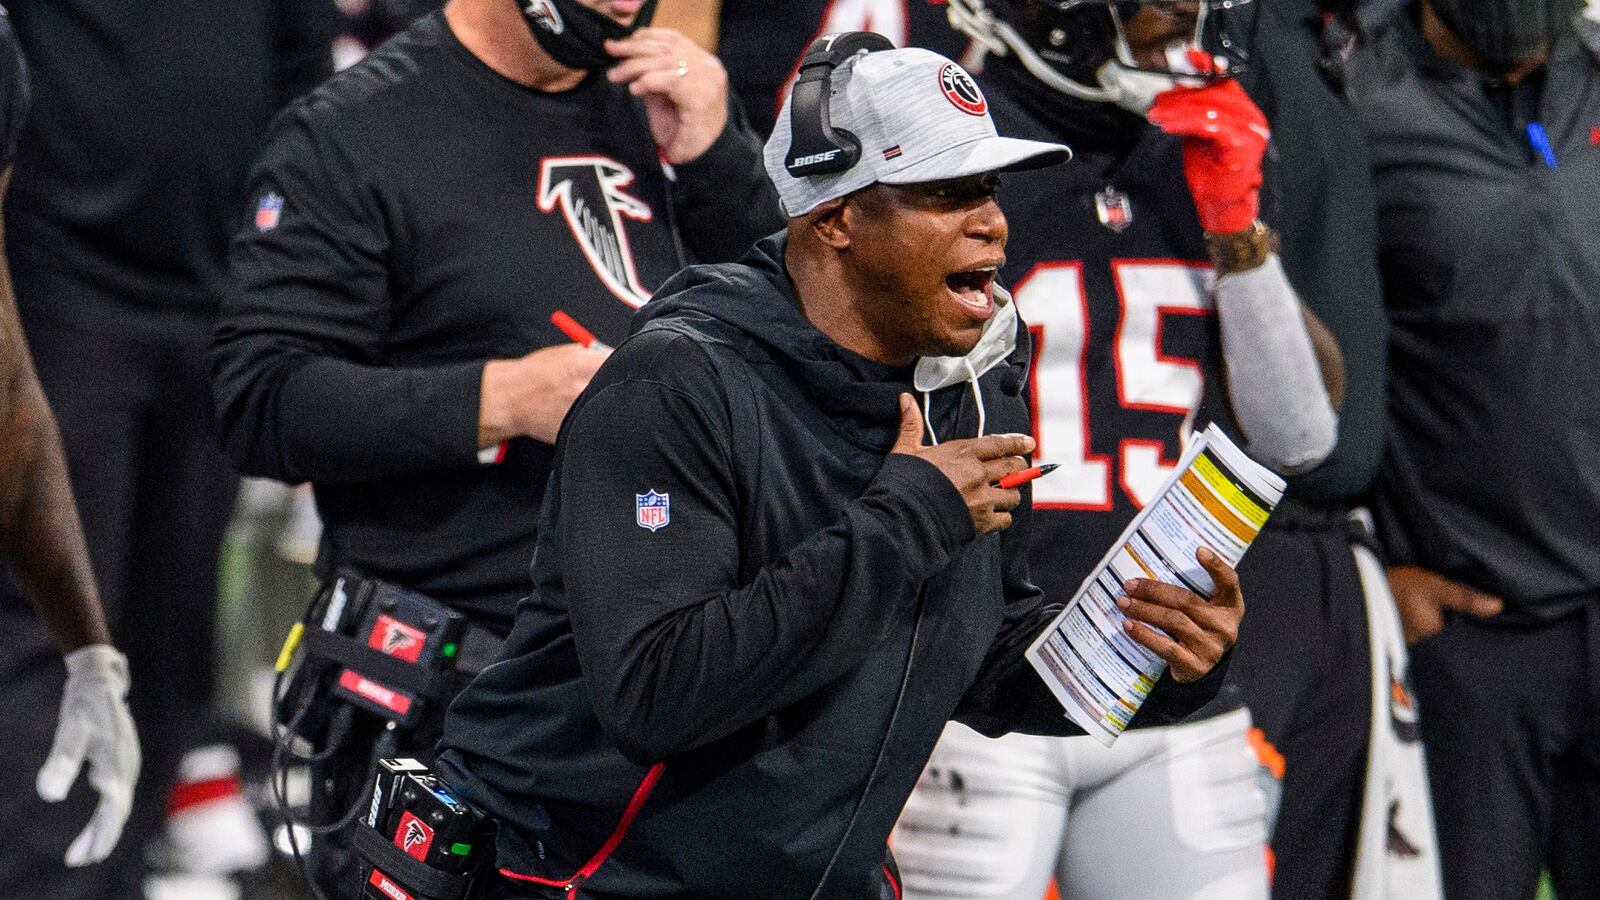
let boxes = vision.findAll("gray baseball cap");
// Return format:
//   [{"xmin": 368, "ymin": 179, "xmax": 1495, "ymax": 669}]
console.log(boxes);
[{"xmin": 764, "ymin": 46, "xmax": 1072, "ymax": 217}]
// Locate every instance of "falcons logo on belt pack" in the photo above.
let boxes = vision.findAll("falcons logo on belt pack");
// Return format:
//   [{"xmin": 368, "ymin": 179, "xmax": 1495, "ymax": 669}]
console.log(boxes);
[
  {"xmin": 395, "ymin": 811, "xmax": 435, "ymax": 861},
  {"xmin": 382, "ymin": 623, "xmax": 418, "ymax": 656},
  {"xmin": 538, "ymin": 156, "xmax": 655, "ymax": 308},
  {"xmin": 368, "ymin": 614, "xmax": 426, "ymax": 663}
]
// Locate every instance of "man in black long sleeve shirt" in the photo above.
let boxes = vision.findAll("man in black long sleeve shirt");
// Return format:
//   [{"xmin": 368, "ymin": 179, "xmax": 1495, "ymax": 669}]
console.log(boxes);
[
  {"xmin": 213, "ymin": 0, "xmax": 781, "ymax": 890},
  {"xmin": 436, "ymin": 42, "xmax": 1241, "ymax": 899}
]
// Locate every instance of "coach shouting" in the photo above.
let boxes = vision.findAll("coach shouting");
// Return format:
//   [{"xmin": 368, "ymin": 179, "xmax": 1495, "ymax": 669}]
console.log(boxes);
[
  {"xmin": 212, "ymin": 0, "xmax": 781, "ymax": 892},
  {"xmin": 436, "ymin": 38, "xmax": 1242, "ymax": 900}
]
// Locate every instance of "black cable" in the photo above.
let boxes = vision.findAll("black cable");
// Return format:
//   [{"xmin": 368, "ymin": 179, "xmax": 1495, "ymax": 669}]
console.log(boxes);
[
  {"xmin": 269, "ymin": 593, "xmax": 380, "ymax": 900},
  {"xmin": 270, "ymin": 665, "xmax": 331, "ymax": 900}
]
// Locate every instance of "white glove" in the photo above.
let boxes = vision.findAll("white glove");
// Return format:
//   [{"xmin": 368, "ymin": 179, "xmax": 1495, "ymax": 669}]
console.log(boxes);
[{"xmin": 36, "ymin": 644, "xmax": 141, "ymax": 866}]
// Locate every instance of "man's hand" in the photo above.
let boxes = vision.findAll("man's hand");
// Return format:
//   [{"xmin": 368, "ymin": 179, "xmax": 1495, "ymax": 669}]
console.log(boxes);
[
  {"xmin": 890, "ymin": 394, "xmax": 1033, "ymax": 535},
  {"xmin": 1146, "ymin": 78, "xmax": 1270, "ymax": 236},
  {"xmin": 605, "ymin": 28, "xmax": 730, "ymax": 164},
  {"xmin": 1117, "ymin": 547, "xmax": 1243, "ymax": 683},
  {"xmin": 37, "ymin": 645, "xmax": 140, "ymax": 866},
  {"xmin": 479, "ymin": 344, "xmax": 611, "ymax": 447},
  {"xmin": 1387, "ymin": 565, "xmax": 1504, "ymax": 645}
]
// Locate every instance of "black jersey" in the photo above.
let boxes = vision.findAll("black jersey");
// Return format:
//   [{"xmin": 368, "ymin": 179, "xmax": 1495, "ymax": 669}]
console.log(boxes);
[
  {"xmin": 0, "ymin": 10, "xmax": 26, "ymax": 170},
  {"xmin": 2, "ymin": 0, "xmax": 334, "ymax": 310},
  {"xmin": 985, "ymin": 70, "xmax": 1237, "ymax": 607},
  {"xmin": 717, "ymin": 0, "xmax": 973, "ymax": 137},
  {"xmin": 214, "ymin": 12, "xmax": 780, "ymax": 628}
]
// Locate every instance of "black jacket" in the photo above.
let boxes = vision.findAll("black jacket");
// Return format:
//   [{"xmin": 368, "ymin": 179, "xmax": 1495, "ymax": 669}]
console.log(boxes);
[
  {"xmin": 1351, "ymin": 11, "xmax": 1600, "ymax": 616},
  {"xmin": 436, "ymin": 235, "xmax": 1227, "ymax": 899}
]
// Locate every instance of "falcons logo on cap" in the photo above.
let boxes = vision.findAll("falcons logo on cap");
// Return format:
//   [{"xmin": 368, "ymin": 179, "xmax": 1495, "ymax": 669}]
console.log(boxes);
[{"xmin": 538, "ymin": 156, "xmax": 656, "ymax": 308}]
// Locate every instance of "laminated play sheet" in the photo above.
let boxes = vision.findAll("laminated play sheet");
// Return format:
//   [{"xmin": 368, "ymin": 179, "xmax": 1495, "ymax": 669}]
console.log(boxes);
[{"xmin": 1026, "ymin": 424, "xmax": 1285, "ymax": 745}]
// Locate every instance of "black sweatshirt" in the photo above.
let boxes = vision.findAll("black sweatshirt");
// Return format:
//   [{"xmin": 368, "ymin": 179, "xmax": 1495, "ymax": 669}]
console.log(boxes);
[
  {"xmin": 213, "ymin": 13, "xmax": 782, "ymax": 626},
  {"xmin": 435, "ymin": 235, "xmax": 1228, "ymax": 899},
  {"xmin": 3, "ymin": 0, "xmax": 335, "ymax": 310},
  {"xmin": 1350, "ymin": 14, "xmax": 1600, "ymax": 616}
]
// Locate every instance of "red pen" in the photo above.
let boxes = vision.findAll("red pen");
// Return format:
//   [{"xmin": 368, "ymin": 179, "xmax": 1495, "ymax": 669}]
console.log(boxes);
[
  {"xmin": 998, "ymin": 463, "xmax": 1059, "ymax": 490},
  {"xmin": 551, "ymin": 310, "xmax": 607, "ymax": 349}
]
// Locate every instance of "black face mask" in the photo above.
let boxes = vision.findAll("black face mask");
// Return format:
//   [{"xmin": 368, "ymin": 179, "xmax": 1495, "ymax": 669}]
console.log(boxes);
[
  {"xmin": 514, "ymin": 0, "xmax": 658, "ymax": 71},
  {"xmin": 1429, "ymin": 0, "xmax": 1583, "ymax": 72}
]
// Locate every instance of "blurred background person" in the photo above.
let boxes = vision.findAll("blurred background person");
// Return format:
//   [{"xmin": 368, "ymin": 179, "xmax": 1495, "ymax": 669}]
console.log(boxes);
[
  {"xmin": 0, "ymin": 9, "xmax": 140, "ymax": 895},
  {"xmin": 0, "ymin": 0, "xmax": 337, "ymax": 894},
  {"xmin": 213, "ymin": 0, "xmax": 781, "ymax": 893},
  {"xmin": 1239, "ymin": 0, "xmax": 1443, "ymax": 897},
  {"xmin": 330, "ymin": 0, "xmax": 441, "ymax": 69},
  {"xmin": 1347, "ymin": 1, "xmax": 1600, "ymax": 898},
  {"xmin": 657, "ymin": 0, "xmax": 975, "ymax": 136}
]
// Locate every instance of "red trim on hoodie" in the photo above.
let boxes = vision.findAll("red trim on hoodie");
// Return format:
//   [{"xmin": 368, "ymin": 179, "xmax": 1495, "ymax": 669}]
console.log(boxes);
[{"xmin": 499, "ymin": 763, "xmax": 667, "ymax": 892}]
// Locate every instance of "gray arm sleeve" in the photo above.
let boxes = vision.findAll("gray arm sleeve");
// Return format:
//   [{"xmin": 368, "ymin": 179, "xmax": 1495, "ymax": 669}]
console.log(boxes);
[{"xmin": 1215, "ymin": 254, "xmax": 1338, "ymax": 475}]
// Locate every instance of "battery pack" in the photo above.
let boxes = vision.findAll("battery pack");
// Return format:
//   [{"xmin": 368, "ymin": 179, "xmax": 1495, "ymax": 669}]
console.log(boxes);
[
  {"xmin": 359, "ymin": 760, "xmax": 495, "ymax": 900},
  {"xmin": 332, "ymin": 583, "xmax": 468, "ymax": 726}
]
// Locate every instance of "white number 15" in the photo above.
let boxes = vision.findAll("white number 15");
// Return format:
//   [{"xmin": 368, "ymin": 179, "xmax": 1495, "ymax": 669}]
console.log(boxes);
[{"xmin": 1015, "ymin": 260, "xmax": 1215, "ymax": 511}]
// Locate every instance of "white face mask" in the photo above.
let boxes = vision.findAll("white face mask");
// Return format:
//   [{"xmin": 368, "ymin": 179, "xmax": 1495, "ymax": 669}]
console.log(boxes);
[
  {"xmin": 1096, "ymin": 41, "xmax": 1214, "ymax": 115},
  {"xmin": 914, "ymin": 284, "xmax": 1018, "ymax": 393}
]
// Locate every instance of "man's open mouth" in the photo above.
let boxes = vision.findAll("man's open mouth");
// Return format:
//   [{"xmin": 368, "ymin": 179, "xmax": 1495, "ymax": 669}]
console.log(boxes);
[{"xmin": 946, "ymin": 266, "xmax": 998, "ymax": 319}]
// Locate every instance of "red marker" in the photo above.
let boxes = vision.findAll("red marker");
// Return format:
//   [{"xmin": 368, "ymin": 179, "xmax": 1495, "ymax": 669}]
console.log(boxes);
[
  {"xmin": 998, "ymin": 463, "xmax": 1059, "ymax": 490},
  {"xmin": 551, "ymin": 310, "xmax": 605, "ymax": 349}
]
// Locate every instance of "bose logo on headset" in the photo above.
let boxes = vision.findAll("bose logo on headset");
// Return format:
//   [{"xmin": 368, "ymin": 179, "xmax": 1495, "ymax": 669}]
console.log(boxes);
[
  {"xmin": 792, "ymin": 150, "xmax": 843, "ymax": 167},
  {"xmin": 784, "ymin": 31, "xmax": 896, "ymax": 178}
]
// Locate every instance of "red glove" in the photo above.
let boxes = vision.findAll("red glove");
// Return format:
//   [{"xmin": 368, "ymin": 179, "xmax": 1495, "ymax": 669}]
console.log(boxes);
[{"xmin": 1146, "ymin": 78, "xmax": 1271, "ymax": 235}]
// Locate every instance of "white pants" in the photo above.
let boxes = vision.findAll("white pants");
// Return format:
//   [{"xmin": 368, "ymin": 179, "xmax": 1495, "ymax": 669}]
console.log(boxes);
[{"xmin": 893, "ymin": 709, "xmax": 1269, "ymax": 900}]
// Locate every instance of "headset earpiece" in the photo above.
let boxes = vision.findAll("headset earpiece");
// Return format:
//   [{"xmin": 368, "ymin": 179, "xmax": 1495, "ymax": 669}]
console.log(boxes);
[{"xmin": 784, "ymin": 31, "xmax": 896, "ymax": 178}]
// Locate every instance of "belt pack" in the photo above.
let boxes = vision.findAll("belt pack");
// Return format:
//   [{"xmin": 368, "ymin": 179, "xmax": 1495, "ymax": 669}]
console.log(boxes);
[
  {"xmin": 357, "ymin": 758, "xmax": 497, "ymax": 900},
  {"xmin": 277, "ymin": 574, "xmax": 499, "ymax": 744}
]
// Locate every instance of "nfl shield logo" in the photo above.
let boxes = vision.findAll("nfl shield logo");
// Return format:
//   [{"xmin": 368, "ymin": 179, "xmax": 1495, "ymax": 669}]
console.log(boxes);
[
  {"xmin": 636, "ymin": 490, "xmax": 670, "ymax": 532},
  {"xmin": 255, "ymin": 193, "xmax": 284, "ymax": 232},
  {"xmin": 1095, "ymin": 188, "xmax": 1133, "ymax": 233}
]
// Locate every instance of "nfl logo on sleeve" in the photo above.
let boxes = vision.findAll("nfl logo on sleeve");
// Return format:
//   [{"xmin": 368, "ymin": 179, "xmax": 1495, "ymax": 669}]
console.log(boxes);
[
  {"xmin": 636, "ymin": 490, "xmax": 670, "ymax": 532},
  {"xmin": 255, "ymin": 192, "xmax": 283, "ymax": 231}
]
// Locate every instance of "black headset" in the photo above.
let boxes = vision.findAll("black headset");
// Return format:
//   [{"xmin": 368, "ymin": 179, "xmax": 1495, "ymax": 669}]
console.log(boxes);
[{"xmin": 783, "ymin": 31, "xmax": 896, "ymax": 178}]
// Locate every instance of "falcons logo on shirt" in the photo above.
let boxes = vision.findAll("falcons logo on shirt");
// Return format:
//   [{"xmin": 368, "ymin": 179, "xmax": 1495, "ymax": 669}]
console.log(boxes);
[{"xmin": 537, "ymin": 156, "xmax": 655, "ymax": 308}]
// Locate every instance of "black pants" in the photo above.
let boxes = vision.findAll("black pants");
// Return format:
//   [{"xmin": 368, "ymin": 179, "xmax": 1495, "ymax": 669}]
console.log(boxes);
[
  {"xmin": 1232, "ymin": 506, "xmax": 1371, "ymax": 900},
  {"xmin": 0, "ymin": 278, "xmax": 237, "ymax": 897},
  {"xmin": 1410, "ymin": 607, "xmax": 1600, "ymax": 900}
]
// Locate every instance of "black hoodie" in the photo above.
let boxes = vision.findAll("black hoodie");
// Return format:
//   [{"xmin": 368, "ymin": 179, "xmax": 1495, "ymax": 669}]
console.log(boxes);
[{"xmin": 435, "ymin": 235, "xmax": 1228, "ymax": 899}]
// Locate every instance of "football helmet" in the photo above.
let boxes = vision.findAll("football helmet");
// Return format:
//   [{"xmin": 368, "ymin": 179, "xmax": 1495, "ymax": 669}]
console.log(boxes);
[{"xmin": 948, "ymin": 0, "xmax": 1255, "ymax": 109}]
